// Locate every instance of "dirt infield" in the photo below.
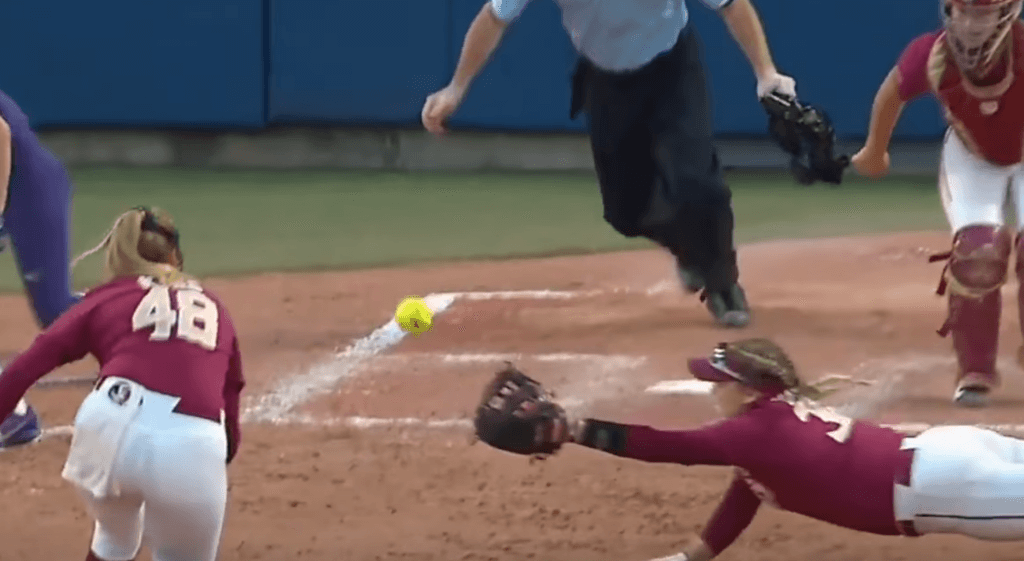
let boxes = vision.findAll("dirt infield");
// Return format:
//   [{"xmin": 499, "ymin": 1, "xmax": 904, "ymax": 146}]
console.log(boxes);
[{"xmin": 6, "ymin": 231, "xmax": 1024, "ymax": 560}]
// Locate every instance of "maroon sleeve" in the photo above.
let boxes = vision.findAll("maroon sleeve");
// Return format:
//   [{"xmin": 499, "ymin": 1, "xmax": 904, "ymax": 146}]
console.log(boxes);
[
  {"xmin": 895, "ymin": 33, "xmax": 938, "ymax": 101},
  {"xmin": 223, "ymin": 335, "xmax": 245, "ymax": 464},
  {"xmin": 700, "ymin": 473, "xmax": 763, "ymax": 555},
  {"xmin": 0, "ymin": 302, "xmax": 93, "ymax": 421},
  {"xmin": 622, "ymin": 419, "xmax": 742, "ymax": 465}
]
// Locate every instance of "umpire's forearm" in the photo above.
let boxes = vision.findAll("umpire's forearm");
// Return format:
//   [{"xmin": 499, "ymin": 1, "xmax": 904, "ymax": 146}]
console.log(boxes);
[
  {"xmin": 718, "ymin": 0, "xmax": 776, "ymax": 81},
  {"xmin": 450, "ymin": 3, "xmax": 509, "ymax": 91},
  {"xmin": 863, "ymin": 69, "xmax": 905, "ymax": 153}
]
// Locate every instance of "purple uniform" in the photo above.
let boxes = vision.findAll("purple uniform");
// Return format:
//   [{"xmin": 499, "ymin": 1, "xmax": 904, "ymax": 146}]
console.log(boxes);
[
  {"xmin": 0, "ymin": 89, "xmax": 80, "ymax": 328},
  {"xmin": 0, "ymin": 275, "xmax": 245, "ymax": 461},
  {"xmin": 610, "ymin": 397, "xmax": 913, "ymax": 555}
]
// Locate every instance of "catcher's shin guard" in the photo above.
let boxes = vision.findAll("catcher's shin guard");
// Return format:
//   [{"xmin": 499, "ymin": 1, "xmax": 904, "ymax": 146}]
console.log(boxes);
[
  {"xmin": 1015, "ymin": 232, "xmax": 1024, "ymax": 373},
  {"xmin": 932, "ymin": 225, "xmax": 1012, "ymax": 404}
]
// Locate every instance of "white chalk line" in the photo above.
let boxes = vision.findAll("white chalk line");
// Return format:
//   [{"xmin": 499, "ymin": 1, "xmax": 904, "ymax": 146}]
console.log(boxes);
[
  {"xmin": 371, "ymin": 352, "xmax": 647, "ymax": 367},
  {"xmin": 241, "ymin": 287, "xmax": 653, "ymax": 426},
  {"xmin": 241, "ymin": 292, "xmax": 457, "ymax": 424}
]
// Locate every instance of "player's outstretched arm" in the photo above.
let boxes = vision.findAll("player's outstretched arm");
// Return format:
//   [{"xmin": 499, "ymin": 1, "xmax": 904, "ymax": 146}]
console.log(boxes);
[
  {"xmin": 421, "ymin": 2, "xmax": 513, "ymax": 135},
  {"xmin": 851, "ymin": 68, "xmax": 904, "ymax": 179},
  {"xmin": 717, "ymin": 0, "xmax": 796, "ymax": 101},
  {"xmin": 569, "ymin": 419, "xmax": 734, "ymax": 465}
]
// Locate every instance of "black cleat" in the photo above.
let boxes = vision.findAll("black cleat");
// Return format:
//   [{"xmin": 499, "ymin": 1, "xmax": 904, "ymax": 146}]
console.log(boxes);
[
  {"xmin": 701, "ymin": 284, "xmax": 751, "ymax": 328},
  {"xmin": 676, "ymin": 263, "xmax": 706, "ymax": 294}
]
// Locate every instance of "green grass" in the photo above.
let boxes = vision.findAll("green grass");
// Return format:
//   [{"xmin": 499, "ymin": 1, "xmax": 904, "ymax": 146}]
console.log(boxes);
[{"xmin": 0, "ymin": 168, "xmax": 946, "ymax": 294}]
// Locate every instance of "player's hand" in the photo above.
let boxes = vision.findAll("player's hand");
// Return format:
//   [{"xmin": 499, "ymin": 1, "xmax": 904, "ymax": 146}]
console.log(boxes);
[
  {"xmin": 851, "ymin": 146, "xmax": 891, "ymax": 179},
  {"xmin": 756, "ymin": 71, "xmax": 797, "ymax": 102},
  {"xmin": 421, "ymin": 84, "xmax": 467, "ymax": 136}
]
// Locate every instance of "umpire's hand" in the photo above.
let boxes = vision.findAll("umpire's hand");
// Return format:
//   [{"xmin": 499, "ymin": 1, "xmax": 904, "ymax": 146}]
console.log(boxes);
[
  {"xmin": 756, "ymin": 71, "xmax": 797, "ymax": 102},
  {"xmin": 422, "ymin": 84, "xmax": 467, "ymax": 136}
]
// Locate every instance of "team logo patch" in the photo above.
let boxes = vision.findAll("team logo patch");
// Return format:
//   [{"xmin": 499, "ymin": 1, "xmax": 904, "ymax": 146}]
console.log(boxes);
[{"xmin": 108, "ymin": 382, "xmax": 132, "ymax": 406}]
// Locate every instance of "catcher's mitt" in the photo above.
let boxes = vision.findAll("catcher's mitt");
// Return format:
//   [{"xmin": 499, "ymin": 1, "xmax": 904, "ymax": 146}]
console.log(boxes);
[
  {"xmin": 761, "ymin": 93, "xmax": 850, "ymax": 186},
  {"xmin": 473, "ymin": 362, "xmax": 570, "ymax": 457}
]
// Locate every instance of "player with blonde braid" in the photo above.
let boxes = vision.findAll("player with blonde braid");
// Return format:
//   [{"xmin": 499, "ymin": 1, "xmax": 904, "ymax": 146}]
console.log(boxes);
[
  {"xmin": 0, "ymin": 206, "xmax": 245, "ymax": 561},
  {"xmin": 474, "ymin": 338, "xmax": 1024, "ymax": 560}
]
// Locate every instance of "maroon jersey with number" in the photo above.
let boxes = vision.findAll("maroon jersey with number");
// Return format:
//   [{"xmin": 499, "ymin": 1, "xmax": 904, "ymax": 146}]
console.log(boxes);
[
  {"xmin": 614, "ymin": 397, "xmax": 909, "ymax": 555},
  {"xmin": 0, "ymin": 275, "xmax": 245, "ymax": 459},
  {"xmin": 896, "ymin": 22, "xmax": 1024, "ymax": 165}
]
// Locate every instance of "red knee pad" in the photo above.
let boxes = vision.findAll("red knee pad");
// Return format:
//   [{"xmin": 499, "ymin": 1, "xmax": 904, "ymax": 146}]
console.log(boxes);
[
  {"xmin": 932, "ymin": 225, "xmax": 1012, "ymax": 381},
  {"xmin": 945, "ymin": 224, "xmax": 1013, "ymax": 296}
]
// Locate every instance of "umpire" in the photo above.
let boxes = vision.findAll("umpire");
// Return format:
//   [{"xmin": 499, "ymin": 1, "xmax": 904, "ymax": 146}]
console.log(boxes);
[{"xmin": 421, "ymin": 0, "xmax": 798, "ymax": 329}]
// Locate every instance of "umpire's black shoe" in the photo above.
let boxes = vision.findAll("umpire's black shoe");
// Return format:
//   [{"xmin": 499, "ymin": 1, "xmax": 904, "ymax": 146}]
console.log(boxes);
[
  {"xmin": 676, "ymin": 262, "xmax": 705, "ymax": 294},
  {"xmin": 701, "ymin": 284, "xmax": 751, "ymax": 328}
]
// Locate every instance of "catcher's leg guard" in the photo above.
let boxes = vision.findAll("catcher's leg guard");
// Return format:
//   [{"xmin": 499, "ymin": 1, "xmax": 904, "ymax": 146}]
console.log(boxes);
[
  {"xmin": 1014, "ymin": 232, "xmax": 1024, "ymax": 373},
  {"xmin": 934, "ymin": 225, "xmax": 1012, "ymax": 406}
]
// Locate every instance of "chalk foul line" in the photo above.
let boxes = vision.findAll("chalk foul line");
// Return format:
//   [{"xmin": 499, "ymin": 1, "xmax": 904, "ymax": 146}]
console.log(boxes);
[{"xmin": 243, "ymin": 287, "xmax": 637, "ymax": 425}]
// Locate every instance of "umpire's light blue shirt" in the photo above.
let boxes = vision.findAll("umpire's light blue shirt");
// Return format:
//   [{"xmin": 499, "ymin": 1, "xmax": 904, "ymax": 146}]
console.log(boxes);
[{"xmin": 491, "ymin": 0, "xmax": 735, "ymax": 72}]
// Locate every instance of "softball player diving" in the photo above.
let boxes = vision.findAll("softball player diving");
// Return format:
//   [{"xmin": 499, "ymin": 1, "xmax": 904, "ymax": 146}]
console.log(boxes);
[{"xmin": 474, "ymin": 338, "xmax": 1024, "ymax": 560}]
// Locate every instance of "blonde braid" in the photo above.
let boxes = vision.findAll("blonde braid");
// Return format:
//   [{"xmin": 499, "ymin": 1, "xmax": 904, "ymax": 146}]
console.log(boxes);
[
  {"xmin": 725, "ymin": 338, "xmax": 878, "ymax": 412},
  {"xmin": 70, "ymin": 210, "xmax": 135, "ymax": 274}
]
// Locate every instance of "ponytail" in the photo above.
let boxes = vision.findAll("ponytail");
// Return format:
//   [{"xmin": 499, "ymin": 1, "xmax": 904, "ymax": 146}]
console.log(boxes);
[{"xmin": 72, "ymin": 207, "xmax": 192, "ymax": 285}]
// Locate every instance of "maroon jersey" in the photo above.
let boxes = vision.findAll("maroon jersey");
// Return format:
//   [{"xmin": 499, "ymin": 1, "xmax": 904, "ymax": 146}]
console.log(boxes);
[
  {"xmin": 616, "ymin": 398, "xmax": 909, "ymax": 555},
  {"xmin": 896, "ymin": 22, "xmax": 1024, "ymax": 166},
  {"xmin": 0, "ymin": 275, "xmax": 245, "ymax": 460}
]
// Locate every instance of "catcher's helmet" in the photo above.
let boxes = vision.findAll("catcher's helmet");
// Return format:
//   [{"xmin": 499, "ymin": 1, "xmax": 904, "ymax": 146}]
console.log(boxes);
[
  {"xmin": 0, "ymin": 399, "xmax": 41, "ymax": 448},
  {"xmin": 942, "ymin": 0, "xmax": 1022, "ymax": 75}
]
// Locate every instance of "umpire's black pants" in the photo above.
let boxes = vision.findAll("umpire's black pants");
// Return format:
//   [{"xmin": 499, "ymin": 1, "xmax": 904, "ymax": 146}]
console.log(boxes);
[{"xmin": 571, "ymin": 26, "xmax": 738, "ymax": 292}]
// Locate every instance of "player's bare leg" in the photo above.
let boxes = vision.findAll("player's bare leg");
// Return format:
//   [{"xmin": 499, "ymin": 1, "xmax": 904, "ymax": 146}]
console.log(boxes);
[{"xmin": 935, "ymin": 224, "xmax": 1012, "ymax": 407}]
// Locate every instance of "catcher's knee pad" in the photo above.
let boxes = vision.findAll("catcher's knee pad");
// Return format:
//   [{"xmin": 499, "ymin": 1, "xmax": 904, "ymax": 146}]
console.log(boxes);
[
  {"xmin": 933, "ymin": 225, "xmax": 1011, "ymax": 380},
  {"xmin": 0, "ymin": 399, "xmax": 41, "ymax": 448},
  {"xmin": 942, "ymin": 224, "xmax": 1013, "ymax": 297}
]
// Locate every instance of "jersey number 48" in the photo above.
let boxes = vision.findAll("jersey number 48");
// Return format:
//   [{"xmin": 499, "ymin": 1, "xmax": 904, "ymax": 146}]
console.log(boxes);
[{"xmin": 131, "ymin": 277, "xmax": 219, "ymax": 351}]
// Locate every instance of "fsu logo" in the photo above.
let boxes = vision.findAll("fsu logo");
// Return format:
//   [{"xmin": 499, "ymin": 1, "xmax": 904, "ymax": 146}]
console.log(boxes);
[{"xmin": 108, "ymin": 381, "xmax": 133, "ymax": 406}]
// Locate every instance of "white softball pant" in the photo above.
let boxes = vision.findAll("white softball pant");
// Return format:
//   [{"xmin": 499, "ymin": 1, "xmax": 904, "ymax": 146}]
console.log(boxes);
[
  {"xmin": 895, "ymin": 425, "xmax": 1024, "ymax": 540},
  {"xmin": 939, "ymin": 129, "xmax": 1024, "ymax": 232},
  {"xmin": 63, "ymin": 376, "xmax": 228, "ymax": 561}
]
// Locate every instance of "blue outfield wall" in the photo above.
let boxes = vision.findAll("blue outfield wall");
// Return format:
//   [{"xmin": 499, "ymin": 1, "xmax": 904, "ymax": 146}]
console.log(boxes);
[
  {"xmin": 264, "ymin": 0, "xmax": 947, "ymax": 138},
  {"xmin": 5, "ymin": 0, "xmax": 947, "ymax": 138},
  {"xmin": 266, "ymin": 0, "xmax": 451, "ymax": 126},
  {"xmin": 0, "ymin": 0, "xmax": 265, "ymax": 129}
]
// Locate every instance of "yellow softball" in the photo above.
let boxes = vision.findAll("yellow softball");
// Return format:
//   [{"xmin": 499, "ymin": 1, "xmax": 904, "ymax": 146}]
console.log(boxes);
[{"xmin": 395, "ymin": 296, "xmax": 433, "ymax": 335}]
